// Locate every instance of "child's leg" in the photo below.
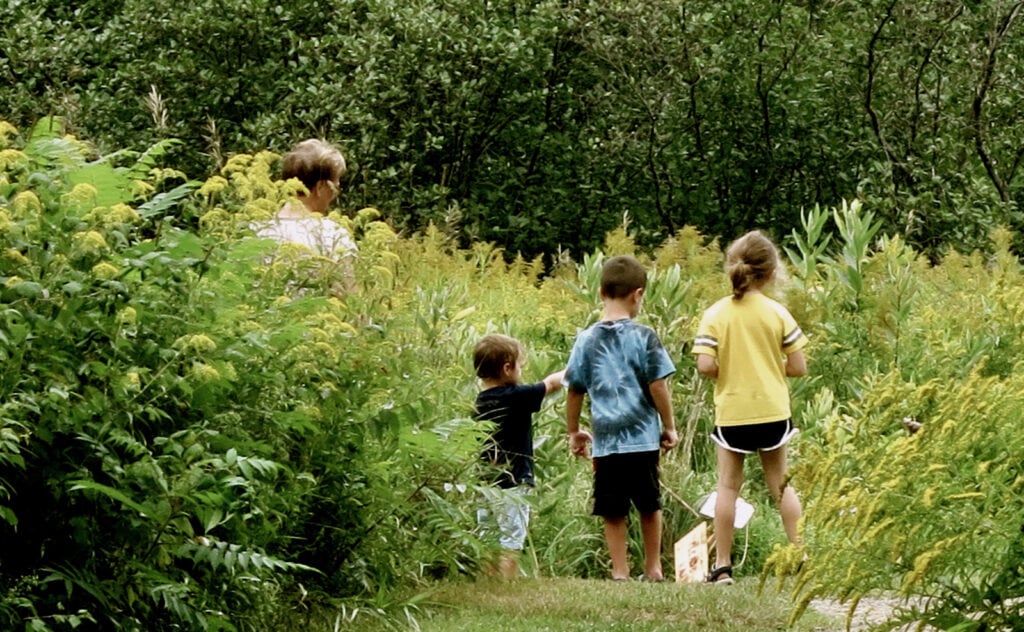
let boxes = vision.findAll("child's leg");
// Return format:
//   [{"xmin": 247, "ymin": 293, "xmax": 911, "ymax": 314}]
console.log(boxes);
[
  {"xmin": 714, "ymin": 446, "xmax": 745, "ymax": 570},
  {"xmin": 639, "ymin": 510, "xmax": 664, "ymax": 579},
  {"xmin": 603, "ymin": 516, "xmax": 630, "ymax": 580},
  {"xmin": 759, "ymin": 446, "xmax": 801, "ymax": 545}
]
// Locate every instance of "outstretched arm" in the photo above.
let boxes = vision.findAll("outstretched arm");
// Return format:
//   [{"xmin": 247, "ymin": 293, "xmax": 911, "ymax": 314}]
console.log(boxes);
[{"xmin": 543, "ymin": 369, "xmax": 566, "ymax": 395}]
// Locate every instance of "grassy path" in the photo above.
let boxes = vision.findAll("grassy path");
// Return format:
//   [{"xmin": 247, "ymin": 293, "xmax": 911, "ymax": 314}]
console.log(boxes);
[{"xmin": 346, "ymin": 576, "xmax": 844, "ymax": 631}]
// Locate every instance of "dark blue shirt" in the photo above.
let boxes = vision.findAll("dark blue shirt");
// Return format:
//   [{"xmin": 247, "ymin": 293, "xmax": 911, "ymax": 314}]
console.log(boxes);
[{"xmin": 475, "ymin": 382, "xmax": 546, "ymax": 488}]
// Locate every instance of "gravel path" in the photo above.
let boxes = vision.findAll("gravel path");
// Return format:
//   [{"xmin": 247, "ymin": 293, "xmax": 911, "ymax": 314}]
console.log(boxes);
[{"xmin": 810, "ymin": 596, "xmax": 934, "ymax": 631}]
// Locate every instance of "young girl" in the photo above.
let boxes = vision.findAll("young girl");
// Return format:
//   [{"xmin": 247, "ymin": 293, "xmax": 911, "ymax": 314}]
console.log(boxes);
[{"xmin": 692, "ymin": 231, "xmax": 808, "ymax": 585}]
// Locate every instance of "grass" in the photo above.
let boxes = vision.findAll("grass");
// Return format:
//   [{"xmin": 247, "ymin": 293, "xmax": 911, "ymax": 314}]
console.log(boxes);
[{"xmin": 336, "ymin": 576, "xmax": 841, "ymax": 631}]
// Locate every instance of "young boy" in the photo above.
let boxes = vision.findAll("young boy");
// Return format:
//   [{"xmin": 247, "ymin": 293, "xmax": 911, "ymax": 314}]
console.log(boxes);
[
  {"xmin": 565, "ymin": 255, "xmax": 679, "ymax": 581},
  {"xmin": 473, "ymin": 334, "xmax": 565, "ymax": 578}
]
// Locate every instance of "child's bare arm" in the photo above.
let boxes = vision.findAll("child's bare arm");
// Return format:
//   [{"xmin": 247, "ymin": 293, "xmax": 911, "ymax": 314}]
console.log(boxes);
[
  {"xmin": 696, "ymin": 353, "xmax": 718, "ymax": 379},
  {"xmin": 785, "ymin": 350, "xmax": 807, "ymax": 377},
  {"xmin": 565, "ymin": 389, "xmax": 591, "ymax": 457},
  {"xmin": 649, "ymin": 377, "xmax": 678, "ymax": 450},
  {"xmin": 543, "ymin": 369, "xmax": 566, "ymax": 395}
]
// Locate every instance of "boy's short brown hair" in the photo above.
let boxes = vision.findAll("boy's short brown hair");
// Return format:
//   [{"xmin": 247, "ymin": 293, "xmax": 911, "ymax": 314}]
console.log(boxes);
[
  {"xmin": 282, "ymin": 139, "xmax": 347, "ymax": 192},
  {"xmin": 473, "ymin": 334, "xmax": 524, "ymax": 379},
  {"xmin": 600, "ymin": 255, "xmax": 647, "ymax": 299}
]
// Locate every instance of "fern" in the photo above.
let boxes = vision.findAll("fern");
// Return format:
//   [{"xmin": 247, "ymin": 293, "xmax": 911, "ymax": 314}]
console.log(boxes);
[
  {"xmin": 179, "ymin": 540, "xmax": 319, "ymax": 576},
  {"xmin": 137, "ymin": 181, "xmax": 199, "ymax": 219}
]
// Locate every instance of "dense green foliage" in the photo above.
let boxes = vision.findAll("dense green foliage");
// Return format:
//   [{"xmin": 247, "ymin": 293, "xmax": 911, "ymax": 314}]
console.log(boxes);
[
  {"xmin": 4, "ymin": 0, "xmax": 1024, "ymax": 259},
  {"xmin": 3, "ymin": 118, "xmax": 1024, "ymax": 630}
]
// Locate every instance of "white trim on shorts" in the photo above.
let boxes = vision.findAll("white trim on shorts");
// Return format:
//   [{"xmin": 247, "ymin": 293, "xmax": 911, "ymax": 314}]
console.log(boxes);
[{"xmin": 710, "ymin": 420, "xmax": 799, "ymax": 455}]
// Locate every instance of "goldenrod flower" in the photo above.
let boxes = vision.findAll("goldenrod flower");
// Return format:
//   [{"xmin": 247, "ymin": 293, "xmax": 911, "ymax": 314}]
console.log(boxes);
[
  {"xmin": 117, "ymin": 306, "xmax": 137, "ymax": 326},
  {"xmin": 130, "ymin": 180, "xmax": 155, "ymax": 198},
  {"xmin": 198, "ymin": 176, "xmax": 229, "ymax": 197},
  {"xmin": 0, "ymin": 121, "xmax": 17, "ymax": 145},
  {"xmin": 11, "ymin": 191, "xmax": 42, "ymax": 216},
  {"xmin": 222, "ymin": 154, "xmax": 252, "ymax": 174},
  {"xmin": 2, "ymin": 248, "xmax": 29, "ymax": 266},
  {"xmin": 0, "ymin": 149, "xmax": 28, "ymax": 170},
  {"xmin": 172, "ymin": 333, "xmax": 218, "ymax": 354},
  {"xmin": 62, "ymin": 183, "xmax": 98, "ymax": 210},
  {"xmin": 189, "ymin": 362, "xmax": 221, "ymax": 383},
  {"xmin": 198, "ymin": 208, "xmax": 231, "ymax": 231},
  {"xmin": 72, "ymin": 230, "xmax": 108, "ymax": 257},
  {"xmin": 91, "ymin": 262, "xmax": 120, "ymax": 280}
]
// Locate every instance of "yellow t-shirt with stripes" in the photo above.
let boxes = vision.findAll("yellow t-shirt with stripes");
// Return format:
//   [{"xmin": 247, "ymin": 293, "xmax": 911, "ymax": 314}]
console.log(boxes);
[{"xmin": 692, "ymin": 292, "xmax": 808, "ymax": 426}]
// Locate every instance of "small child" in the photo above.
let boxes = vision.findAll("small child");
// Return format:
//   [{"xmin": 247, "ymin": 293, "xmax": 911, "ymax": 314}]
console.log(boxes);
[
  {"xmin": 692, "ymin": 230, "xmax": 808, "ymax": 585},
  {"xmin": 473, "ymin": 334, "xmax": 565, "ymax": 578},
  {"xmin": 564, "ymin": 255, "xmax": 679, "ymax": 582}
]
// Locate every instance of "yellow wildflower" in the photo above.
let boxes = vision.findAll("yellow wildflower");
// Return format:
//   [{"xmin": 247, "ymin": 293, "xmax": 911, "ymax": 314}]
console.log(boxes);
[
  {"xmin": 72, "ymin": 230, "xmax": 108, "ymax": 257},
  {"xmin": 0, "ymin": 121, "xmax": 17, "ymax": 145},
  {"xmin": 12, "ymin": 191, "xmax": 42, "ymax": 216},
  {"xmin": 148, "ymin": 167, "xmax": 186, "ymax": 184},
  {"xmin": 130, "ymin": 180, "xmax": 155, "ymax": 198},
  {"xmin": 199, "ymin": 208, "xmax": 231, "ymax": 231},
  {"xmin": 91, "ymin": 262, "xmax": 120, "ymax": 280},
  {"xmin": 0, "ymin": 149, "xmax": 28, "ymax": 170},
  {"xmin": 189, "ymin": 362, "xmax": 221, "ymax": 384},
  {"xmin": 198, "ymin": 176, "xmax": 229, "ymax": 197},
  {"xmin": 3, "ymin": 248, "xmax": 30, "ymax": 266},
  {"xmin": 4, "ymin": 276, "xmax": 23, "ymax": 288},
  {"xmin": 172, "ymin": 334, "xmax": 218, "ymax": 354},
  {"xmin": 124, "ymin": 371, "xmax": 141, "ymax": 388},
  {"xmin": 62, "ymin": 183, "xmax": 98, "ymax": 210},
  {"xmin": 117, "ymin": 306, "xmax": 137, "ymax": 326},
  {"xmin": 0, "ymin": 209, "xmax": 11, "ymax": 233},
  {"xmin": 356, "ymin": 207, "xmax": 381, "ymax": 224},
  {"xmin": 218, "ymin": 362, "xmax": 237, "ymax": 381},
  {"xmin": 222, "ymin": 154, "xmax": 252, "ymax": 174}
]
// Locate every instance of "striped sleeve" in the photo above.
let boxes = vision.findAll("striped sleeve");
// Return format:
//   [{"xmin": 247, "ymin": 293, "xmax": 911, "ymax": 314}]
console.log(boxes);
[
  {"xmin": 780, "ymin": 310, "xmax": 808, "ymax": 353},
  {"xmin": 692, "ymin": 309, "xmax": 719, "ymax": 357}
]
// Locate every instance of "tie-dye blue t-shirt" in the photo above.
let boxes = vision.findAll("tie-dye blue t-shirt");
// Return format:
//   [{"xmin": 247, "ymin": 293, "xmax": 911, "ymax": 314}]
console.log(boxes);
[{"xmin": 565, "ymin": 319, "xmax": 676, "ymax": 458}]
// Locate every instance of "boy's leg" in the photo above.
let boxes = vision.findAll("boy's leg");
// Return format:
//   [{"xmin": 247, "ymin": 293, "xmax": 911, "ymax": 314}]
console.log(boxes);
[
  {"xmin": 603, "ymin": 516, "xmax": 630, "ymax": 580},
  {"xmin": 494, "ymin": 488, "xmax": 531, "ymax": 578},
  {"xmin": 759, "ymin": 446, "xmax": 802, "ymax": 545},
  {"xmin": 714, "ymin": 446, "xmax": 745, "ymax": 570},
  {"xmin": 639, "ymin": 510, "xmax": 664, "ymax": 580}
]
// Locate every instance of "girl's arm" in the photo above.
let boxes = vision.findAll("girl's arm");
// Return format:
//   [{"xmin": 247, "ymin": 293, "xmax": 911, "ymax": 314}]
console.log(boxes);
[
  {"xmin": 785, "ymin": 350, "xmax": 807, "ymax": 377},
  {"xmin": 697, "ymin": 353, "xmax": 718, "ymax": 379}
]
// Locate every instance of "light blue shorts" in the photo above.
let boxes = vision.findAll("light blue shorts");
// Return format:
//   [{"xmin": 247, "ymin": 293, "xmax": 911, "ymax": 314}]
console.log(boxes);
[{"xmin": 477, "ymin": 487, "xmax": 531, "ymax": 550}]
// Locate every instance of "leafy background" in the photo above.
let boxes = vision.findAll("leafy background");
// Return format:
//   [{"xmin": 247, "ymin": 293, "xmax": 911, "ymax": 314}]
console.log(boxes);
[
  {"xmin": 3, "ymin": 0, "xmax": 1024, "ymax": 259},
  {"xmin": 3, "ymin": 0, "xmax": 1024, "ymax": 629}
]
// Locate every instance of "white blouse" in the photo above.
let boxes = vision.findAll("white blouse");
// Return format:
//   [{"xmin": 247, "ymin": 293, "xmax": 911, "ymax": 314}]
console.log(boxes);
[{"xmin": 255, "ymin": 215, "xmax": 357, "ymax": 258}]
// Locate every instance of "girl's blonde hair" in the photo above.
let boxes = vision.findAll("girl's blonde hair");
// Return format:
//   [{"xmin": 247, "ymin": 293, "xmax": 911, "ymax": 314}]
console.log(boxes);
[{"xmin": 725, "ymin": 230, "xmax": 781, "ymax": 299}]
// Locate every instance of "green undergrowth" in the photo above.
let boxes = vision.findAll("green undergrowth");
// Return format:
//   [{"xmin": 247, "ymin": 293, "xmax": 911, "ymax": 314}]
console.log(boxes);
[{"xmin": 336, "ymin": 577, "xmax": 835, "ymax": 631}]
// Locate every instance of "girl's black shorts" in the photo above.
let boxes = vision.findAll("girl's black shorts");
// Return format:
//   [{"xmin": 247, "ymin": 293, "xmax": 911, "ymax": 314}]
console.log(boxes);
[{"xmin": 711, "ymin": 419, "xmax": 797, "ymax": 454}]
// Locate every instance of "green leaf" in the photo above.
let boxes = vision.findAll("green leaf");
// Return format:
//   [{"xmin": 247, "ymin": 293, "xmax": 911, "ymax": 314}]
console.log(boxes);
[{"xmin": 68, "ymin": 480, "xmax": 151, "ymax": 518}]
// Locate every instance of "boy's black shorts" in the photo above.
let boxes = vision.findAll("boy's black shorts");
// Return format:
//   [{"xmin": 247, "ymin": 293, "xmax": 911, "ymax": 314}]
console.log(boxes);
[{"xmin": 592, "ymin": 450, "xmax": 661, "ymax": 518}]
